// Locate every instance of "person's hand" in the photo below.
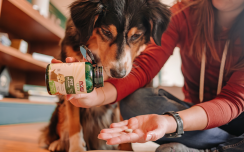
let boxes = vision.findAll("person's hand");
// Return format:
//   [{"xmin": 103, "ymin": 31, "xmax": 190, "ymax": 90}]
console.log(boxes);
[
  {"xmin": 51, "ymin": 57, "xmax": 103, "ymax": 108},
  {"xmin": 98, "ymin": 114, "xmax": 176, "ymax": 145}
]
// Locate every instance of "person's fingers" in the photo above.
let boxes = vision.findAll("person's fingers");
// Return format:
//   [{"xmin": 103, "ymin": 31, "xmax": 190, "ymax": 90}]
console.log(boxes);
[
  {"xmin": 67, "ymin": 94, "xmax": 90, "ymax": 107},
  {"xmin": 66, "ymin": 94, "xmax": 86, "ymax": 107},
  {"xmin": 66, "ymin": 57, "xmax": 79, "ymax": 63},
  {"xmin": 98, "ymin": 132, "xmax": 127, "ymax": 140},
  {"xmin": 106, "ymin": 132, "xmax": 141, "ymax": 145},
  {"xmin": 110, "ymin": 120, "xmax": 128, "ymax": 128},
  {"xmin": 100, "ymin": 126, "xmax": 128, "ymax": 133},
  {"xmin": 51, "ymin": 58, "xmax": 62, "ymax": 63},
  {"xmin": 69, "ymin": 98, "xmax": 82, "ymax": 107},
  {"xmin": 127, "ymin": 117, "xmax": 139, "ymax": 129},
  {"xmin": 66, "ymin": 90, "xmax": 93, "ymax": 102},
  {"xmin": 145, "ymin": 127, "xmax": 166, "ymax": 142},
  {"xmin": 66, "ymin": 95, "xmax": 74, "ymax": 101},
  {"xmin": 69, "ymin": 93, "xmax": 86, "ymax": 99},
  {"xmin": 83, "ymin": 56, "xmax": 88, "ymax": 62}
]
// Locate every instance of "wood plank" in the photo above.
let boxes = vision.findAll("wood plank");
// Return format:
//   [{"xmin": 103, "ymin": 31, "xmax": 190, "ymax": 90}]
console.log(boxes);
[
  {"xmin": 0, "ymin": 0, "xmax": 64, "ymax": 43},
  {"xmin": 0, "ymin": 123, "xmax": 49, "ymax": 152},
  {"xmin": 26, "ymin": 71, "xmax": 47, "ymax": 86},
  {"xmin": 0, "ymin": 122, "xmax": 131, "ymax": 152},
  {"xmin": 0, "ymin": 98, "xmax": 56, "ymax": 105},
  {"xmin": 0, "ymin": 44, "xmax": 48, "ymax": 72},
  {"xmin": 0, "ymin": 0, "xmax": 2, "ymax": 17},
  {"xmin": 29, "ymin": 42, "xmax": 61, "ymax": 60},
  {"xmin": 8, "ymin": 68, "xmax": 26, "ymax": 98}
]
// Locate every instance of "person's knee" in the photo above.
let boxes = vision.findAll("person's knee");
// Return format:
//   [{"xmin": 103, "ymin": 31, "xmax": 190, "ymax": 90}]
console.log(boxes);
[
  {"xmin": 155, "ymin": 143, "xmax": 199, "ymax": 152},
  {"xmin": 158, "ymin": 88, "xmax": 168, "ymax": 96},
  {"xmin": 119, "ymin": 88, "xmax": 157, "ymax": 119}
]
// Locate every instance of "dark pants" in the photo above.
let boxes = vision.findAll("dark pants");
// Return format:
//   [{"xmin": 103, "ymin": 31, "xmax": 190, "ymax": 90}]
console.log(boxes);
[{"xmin": 120, "ymin": 88, "xmax": 244, "ymax": 151}]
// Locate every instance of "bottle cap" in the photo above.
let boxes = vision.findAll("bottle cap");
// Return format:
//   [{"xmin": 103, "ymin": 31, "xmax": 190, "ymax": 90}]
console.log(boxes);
[
  {"xmin": 93, "ymin": 66, "xmax": 104, "ymax": 88},
  {"xmin": 80, "ymin": 45, "xmax": 104, "ymax": 88}
]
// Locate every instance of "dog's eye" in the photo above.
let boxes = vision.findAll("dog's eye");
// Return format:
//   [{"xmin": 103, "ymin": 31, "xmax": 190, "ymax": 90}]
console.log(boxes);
[
  {"xmin": 101, "ymin": 28, "xmax": 112, "ymax": 38},
  {"xmin": 131, "ymin": 34, "xmax": 142, "ymax": 41}
]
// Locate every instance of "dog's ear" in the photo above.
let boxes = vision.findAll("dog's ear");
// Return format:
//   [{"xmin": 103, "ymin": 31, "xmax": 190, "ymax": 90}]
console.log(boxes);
[
  {"xmin": 146, "ymin": 0, "xmax": 171, "ymax": 46},
  {"xmin": 70, "ymin": 0, "xmax": 104, "ymax": 44}
]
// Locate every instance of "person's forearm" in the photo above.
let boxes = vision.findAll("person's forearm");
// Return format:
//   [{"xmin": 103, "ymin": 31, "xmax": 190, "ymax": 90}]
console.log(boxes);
[
  {"xmin": 96, "ymin": 82, "xmax": 117, "ymax": 106},
  {"xmin": 163, "ymin": 106, "xmax": 208, "ymax": 135},
  {"xmin": 178, "ymin": 106, "xmax": 208, "ymax": 131}
]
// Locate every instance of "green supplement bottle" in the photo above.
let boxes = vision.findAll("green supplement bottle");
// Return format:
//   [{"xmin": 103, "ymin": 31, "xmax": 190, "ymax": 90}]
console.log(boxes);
[{"xmin": 46, "ymin": 62, "xmax": 103, "ymax": 95}]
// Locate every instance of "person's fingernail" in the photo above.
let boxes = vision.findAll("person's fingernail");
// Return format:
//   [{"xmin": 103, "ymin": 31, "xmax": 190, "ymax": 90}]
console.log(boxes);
[
  {"xmin": 66, "ymin": 95, "xmax": 73, "ymax": 100},
  {"xmin": 66, "ymin": 57, "xmax": 72, "ymax": 62},
  {"xmin": 146, "ymin": 134, "xmax": 152, "ymax": 141}
]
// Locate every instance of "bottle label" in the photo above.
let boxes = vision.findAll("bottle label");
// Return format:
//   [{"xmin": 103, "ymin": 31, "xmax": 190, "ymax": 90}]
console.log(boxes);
[{"xmin": 47, "ymin": 62, "xmax": 87, "ymax": 95}]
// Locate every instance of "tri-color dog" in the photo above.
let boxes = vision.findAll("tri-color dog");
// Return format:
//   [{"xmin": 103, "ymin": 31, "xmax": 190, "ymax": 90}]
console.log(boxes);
[{"xmin": 40, "ymin": 0, "xmax": 171, "ymax": 151}]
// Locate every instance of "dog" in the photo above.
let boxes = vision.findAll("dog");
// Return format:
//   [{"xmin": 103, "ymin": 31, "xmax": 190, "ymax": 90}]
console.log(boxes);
[{"xmin": 39, "ymin": 0, "xmax": 171, "ymax": 151}]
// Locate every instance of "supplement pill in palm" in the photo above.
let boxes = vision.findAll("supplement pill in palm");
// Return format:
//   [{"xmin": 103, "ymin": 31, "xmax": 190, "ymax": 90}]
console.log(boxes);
[{"xmin": 124, "ymin": 129, "xmax": 133, "ymax": 133}]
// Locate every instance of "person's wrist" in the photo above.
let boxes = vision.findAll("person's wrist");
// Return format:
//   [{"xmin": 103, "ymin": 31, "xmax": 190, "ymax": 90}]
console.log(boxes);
[
  {"xmin": 163, "ymin": 111, "xmax": 184, "ymax": 138},
  {"xmin": 163, "ymin": 115, "xmax": 177, "ymax": 134},
  {"xmin": 95, "ymin": 87, "xmax": 106, "ymax": 107}
]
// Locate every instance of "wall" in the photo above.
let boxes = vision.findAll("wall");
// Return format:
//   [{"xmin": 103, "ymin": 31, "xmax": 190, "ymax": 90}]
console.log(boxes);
[
  {"xmin": 154, "ymin": 0, "xmax": 184, "ymax": 87},
  {"xmin": 161, "ymin": 0, "xmax": 175, "ymax": 5},
  {"xmin": 50, "ymin": 0, "xmax": 74, "ymax": 17}
]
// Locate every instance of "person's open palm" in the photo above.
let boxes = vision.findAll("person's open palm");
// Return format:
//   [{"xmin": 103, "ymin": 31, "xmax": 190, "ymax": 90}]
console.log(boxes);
[{"xmin": 98, "ymin": 114, "xmax": 171, "ymax": 145}]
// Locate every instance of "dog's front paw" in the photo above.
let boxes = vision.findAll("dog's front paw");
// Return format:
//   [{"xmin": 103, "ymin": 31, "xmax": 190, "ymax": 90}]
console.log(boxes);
[
  {"xmin": 49, "ymin": 139, "xmax": 65, "ymax": 152},
  {"xmin": 69, "ymin": 133, "xmax": 87, "ymax": 152}
]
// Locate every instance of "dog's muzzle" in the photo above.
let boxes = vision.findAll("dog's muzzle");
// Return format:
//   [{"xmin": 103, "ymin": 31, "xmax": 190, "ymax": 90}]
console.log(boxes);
[{"xmin": 110, "ymin": 69, "xmax": 126, "ymax": 78}]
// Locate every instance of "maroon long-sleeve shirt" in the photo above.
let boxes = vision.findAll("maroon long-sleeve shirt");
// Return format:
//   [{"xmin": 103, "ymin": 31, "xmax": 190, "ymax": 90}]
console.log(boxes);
[{"xmin": 107, "ymin": 3, "xmax": 244, "ymax": 129}]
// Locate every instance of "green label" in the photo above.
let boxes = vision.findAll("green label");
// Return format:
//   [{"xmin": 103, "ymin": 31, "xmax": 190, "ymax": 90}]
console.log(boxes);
[
  {"xmin": 76, "ymin": 83, "xmax": 80, "ymax": 92},
  {"xmin": 65, "ymin": 76, "xmax": 76, "ymax": 94},
  {"xmin": 49, "ymin": 81, "xmax": 57, "ymax": 94}
]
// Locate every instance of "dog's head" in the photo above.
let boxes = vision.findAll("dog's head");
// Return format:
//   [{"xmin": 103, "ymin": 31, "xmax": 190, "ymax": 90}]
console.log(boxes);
[{"xmin": 70, "ymin": 0, "xmax": 171, "ymax": 78}]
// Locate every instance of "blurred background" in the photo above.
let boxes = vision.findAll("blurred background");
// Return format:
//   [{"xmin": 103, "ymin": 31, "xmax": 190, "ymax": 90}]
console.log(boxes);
[{"xmin": 0, "ymin": 0, "xmax": 183, "ymax": 151}]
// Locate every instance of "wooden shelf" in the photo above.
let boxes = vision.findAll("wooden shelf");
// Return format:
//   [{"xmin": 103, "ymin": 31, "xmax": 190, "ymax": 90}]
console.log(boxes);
[
  {"xmin": 0, "ymin": 0, "xmax": 64, "ymax": 42},
  {"xmin": 0, "ymin": 98, "xmax": 55, "ymax": 105},
  {"xmin": 0, "ymin": 44, "xmax": 48, "ymax": 72}
]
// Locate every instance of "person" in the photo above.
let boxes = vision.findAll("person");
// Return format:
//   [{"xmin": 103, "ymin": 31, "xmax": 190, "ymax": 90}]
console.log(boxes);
[{"xmin": 54, "ymin": 0, "xmax": 244, "ymax": 151}]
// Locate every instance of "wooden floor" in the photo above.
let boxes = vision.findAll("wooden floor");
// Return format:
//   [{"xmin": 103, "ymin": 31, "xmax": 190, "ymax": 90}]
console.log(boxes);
[
  {"xmin": 0, "ymin": 122, "xmax": 49, "ymax": 152},
  {"xmin": 0, "ymin": 123, "xmax": 159, "ymax": 152}
]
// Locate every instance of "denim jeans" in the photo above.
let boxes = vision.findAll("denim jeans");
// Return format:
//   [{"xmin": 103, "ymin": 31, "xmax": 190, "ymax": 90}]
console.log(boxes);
[{"xmin": 120, "ymin": 88, "xmax": 244, "ymax": 151}]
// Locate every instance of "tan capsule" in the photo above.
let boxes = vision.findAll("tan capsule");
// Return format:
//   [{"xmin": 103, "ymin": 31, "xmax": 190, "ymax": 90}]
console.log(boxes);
[{"xmin": 124, "ymin": 129, "xmax": 133, "ymax": 133}]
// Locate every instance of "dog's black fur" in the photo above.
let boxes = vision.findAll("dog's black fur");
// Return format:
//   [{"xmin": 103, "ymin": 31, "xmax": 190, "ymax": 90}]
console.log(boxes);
[
  {"xmin": 70, "ymin": 0, "xmax": 170, "ymax": 45},
  {"xmin": 41, "ymin": 0, "xmax": 171, "ymax": 151},
  {"xmin": 61, "ymin": 0, "xmax": 171, "ymax": 65}
]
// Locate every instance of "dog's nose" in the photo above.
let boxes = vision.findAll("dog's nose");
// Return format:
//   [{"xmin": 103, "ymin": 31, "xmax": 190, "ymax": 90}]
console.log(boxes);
[{"xmin": 110, "ymin": 69, "xmax": 126, "ymax": 78}]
